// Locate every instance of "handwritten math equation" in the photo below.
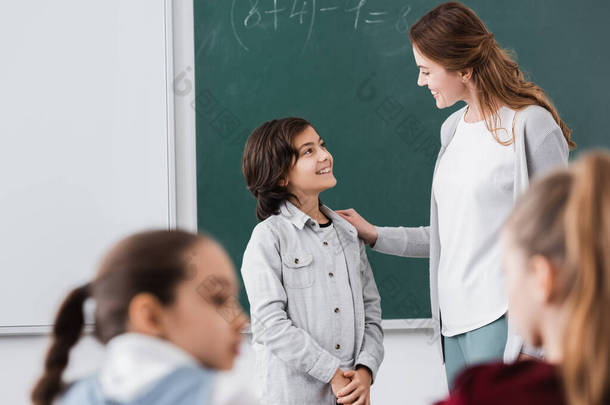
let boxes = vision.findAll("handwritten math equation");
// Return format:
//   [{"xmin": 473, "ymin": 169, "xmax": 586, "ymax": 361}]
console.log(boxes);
[{"xmin": 231, "ymin": 0, "xmax": 412, "ymax": 51}]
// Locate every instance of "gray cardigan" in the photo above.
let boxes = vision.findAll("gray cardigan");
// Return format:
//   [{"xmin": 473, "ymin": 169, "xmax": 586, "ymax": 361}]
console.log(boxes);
[{"xmin": 372, "ymin": 104, "xmax": 569, "ymax": 362}]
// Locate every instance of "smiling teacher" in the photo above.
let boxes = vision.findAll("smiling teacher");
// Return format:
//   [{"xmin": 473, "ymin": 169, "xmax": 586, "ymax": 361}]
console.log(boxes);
[{"xmin": 337, "ymin": 1, "xmax": 575, "ymax": 388}]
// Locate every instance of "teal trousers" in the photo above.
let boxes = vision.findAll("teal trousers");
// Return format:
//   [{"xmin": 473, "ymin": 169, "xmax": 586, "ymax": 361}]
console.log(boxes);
[{"xmin": 442, "ymin": 315, "xmax": 508, "ymax": 390}]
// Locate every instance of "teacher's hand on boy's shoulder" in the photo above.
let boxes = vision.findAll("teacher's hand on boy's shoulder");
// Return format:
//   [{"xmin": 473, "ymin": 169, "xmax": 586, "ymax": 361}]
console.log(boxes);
[
  {"xmin": 336, "ymin": 367, "xmax": 372, "ymax": 405},
  {"xmin": 335, "ymin": 209, "xmax": 378, "ymax": 247}
]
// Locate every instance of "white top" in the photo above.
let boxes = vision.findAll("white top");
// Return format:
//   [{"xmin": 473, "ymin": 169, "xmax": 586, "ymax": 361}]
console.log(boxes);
[
  {"xmin": 99, "ymin": 333, "xmax": 198, "ymax": 403},
  {"xmin": 433, "ymin": 106, "xmax": 516, "ymax": 336},
  {"xmin": 97, "ymin": 333, "xmax": 260, "ymax": 405}
]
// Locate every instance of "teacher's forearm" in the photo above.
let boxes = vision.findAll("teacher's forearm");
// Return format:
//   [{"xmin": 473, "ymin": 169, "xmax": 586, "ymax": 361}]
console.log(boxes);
[{"xmin": 372, "ymin": 226, "xmax": 430, "ymax": 258}]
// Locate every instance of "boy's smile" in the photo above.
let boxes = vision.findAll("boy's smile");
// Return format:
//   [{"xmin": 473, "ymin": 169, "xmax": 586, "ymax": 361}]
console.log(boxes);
[
  {"xmin": 284, "ymin": 125, "xmax": 337, "ymax": 197},
  {"xmin": 316, "ymin": 166, "xmax": 332, "ymax": 175}
]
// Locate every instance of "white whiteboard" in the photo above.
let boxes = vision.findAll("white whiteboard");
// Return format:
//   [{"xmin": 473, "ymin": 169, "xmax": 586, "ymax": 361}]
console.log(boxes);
[{"xmin": 0, "ymin": 0, "xmax": 175, "ymax": 330}]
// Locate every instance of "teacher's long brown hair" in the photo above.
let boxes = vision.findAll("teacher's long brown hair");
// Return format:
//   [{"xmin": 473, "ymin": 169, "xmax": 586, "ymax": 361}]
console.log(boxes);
[{"xmin": 409, "ymin": 2, "xmax": 576, "ymax": 150}]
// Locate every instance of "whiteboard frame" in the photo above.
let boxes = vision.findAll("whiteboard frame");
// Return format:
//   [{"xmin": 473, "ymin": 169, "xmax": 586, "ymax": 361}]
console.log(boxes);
[
  {"xmin": 0, "ymin": 319, "xmax": 438, "ymax": 336},
  {"xmin": 0, "ymin": 0, "xmax": 178, "ymax": 337},
  {"xmin": 173, "ymin": 0, "xmax": 199, "ymax": 233},
  {"xmin": 164, "ymin": 0, "xmax": 178, "ymax": 230}
]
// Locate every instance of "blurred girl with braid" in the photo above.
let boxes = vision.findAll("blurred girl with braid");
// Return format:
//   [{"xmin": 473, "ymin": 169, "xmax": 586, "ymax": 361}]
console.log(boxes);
[
  {"xmin": 437, "ymin": 152, "xmax": 610, "ymax": 405},
  {"xmin": 31, "ymin": 230, "xmax": 248, "ymax": 405}
]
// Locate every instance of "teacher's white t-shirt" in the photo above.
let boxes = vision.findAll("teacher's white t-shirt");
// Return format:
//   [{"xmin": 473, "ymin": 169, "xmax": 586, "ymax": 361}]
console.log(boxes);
[{"xmin": 433, "ymin": 106, "xmax": 516, "ymax": 337}]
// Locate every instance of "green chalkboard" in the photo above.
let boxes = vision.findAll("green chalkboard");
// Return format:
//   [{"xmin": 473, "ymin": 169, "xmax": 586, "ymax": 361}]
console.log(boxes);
[{"xmin": 193, "ymin": 0, "xmax": 610, "ymax": 319}]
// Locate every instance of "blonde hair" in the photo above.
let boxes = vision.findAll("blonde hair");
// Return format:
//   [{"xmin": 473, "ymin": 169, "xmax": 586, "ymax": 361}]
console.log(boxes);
[
  {"xmin": 409, "ymin": 2, "xmax": 576, "ymax": 150},
  {"xmin": 505, "ymin": 152, "xmax": 610, "ymax": 405}
]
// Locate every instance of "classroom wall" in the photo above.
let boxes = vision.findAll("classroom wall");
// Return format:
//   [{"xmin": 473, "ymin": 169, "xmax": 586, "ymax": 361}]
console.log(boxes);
[{"xmin": 0, "ymin": 330, "xmax": 448, "ymax": 405}]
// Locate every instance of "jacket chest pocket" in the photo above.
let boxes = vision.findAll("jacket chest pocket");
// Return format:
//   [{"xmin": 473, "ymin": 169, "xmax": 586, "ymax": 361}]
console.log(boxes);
[{"xmin": 281, "ymin": 252, "xmax": 314, "ymax": 289}]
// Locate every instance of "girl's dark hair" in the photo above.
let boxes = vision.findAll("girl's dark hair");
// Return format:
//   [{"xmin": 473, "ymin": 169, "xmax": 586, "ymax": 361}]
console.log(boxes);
[
  {"xmin": 242, "ymin": 117, "xmax": 312, "ymax": 221},
  {"xmin": 31, "ymin": 229, "xmax": 205, "ymax": 405}
]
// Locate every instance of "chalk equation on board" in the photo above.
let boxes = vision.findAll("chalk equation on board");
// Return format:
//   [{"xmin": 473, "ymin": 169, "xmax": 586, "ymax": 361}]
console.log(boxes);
[{"xmin": 231, "ymin": 0, "xmax": 412, "ymax": 52}]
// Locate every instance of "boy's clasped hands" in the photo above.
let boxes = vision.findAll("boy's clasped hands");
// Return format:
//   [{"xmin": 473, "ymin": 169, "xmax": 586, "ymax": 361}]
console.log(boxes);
[{"xmin": 331, "ymin": 366, "xmax": 373, "ymax": 405}]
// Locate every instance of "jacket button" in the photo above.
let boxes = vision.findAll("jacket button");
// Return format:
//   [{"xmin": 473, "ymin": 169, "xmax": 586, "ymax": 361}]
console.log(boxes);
[
  {"xmin": 294, "ymin": 258, "xmax": 299, "ymax": 264},
  {"xmin": 334, "ymin": 307, "xmax": 339, "ymax": 313},
  {"xmin": 323, "ymin": 241, "xmax": 328, "ymax": 246},
  {"xmin": 328, "ymin": 272, "xmax": 334, "ymax": 278},
  {"xmin": 335, "ymin": 344, "xmax": 341, "ymax": 350}
]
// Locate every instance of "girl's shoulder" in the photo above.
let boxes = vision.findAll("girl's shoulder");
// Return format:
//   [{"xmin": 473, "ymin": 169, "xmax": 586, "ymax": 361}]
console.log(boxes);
[
  {"xmin": 135, "ymin": 365, "xmax": 215, "ymax": 404},
  {"xmin": 436, "ymin": 360, "xmax": 566, "ymax": 405},
  {"xmin": 59, "ymin": 375, "xmax": 104, "ymax": 405},
  {"xmin": 60, "ymin": 366, "xmax": 214, "ymax": 405}
]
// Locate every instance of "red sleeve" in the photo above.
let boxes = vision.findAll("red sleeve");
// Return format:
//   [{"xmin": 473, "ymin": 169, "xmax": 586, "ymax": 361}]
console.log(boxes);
[{"xmin": 433, "ymin": 361, "xmax": 563, "ymax": 405}]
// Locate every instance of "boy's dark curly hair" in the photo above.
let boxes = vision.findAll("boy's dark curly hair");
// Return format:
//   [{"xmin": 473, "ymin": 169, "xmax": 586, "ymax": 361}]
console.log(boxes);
[{"xmin": 242, "ymin": 117, "xmax": 312, "ymax": 221}]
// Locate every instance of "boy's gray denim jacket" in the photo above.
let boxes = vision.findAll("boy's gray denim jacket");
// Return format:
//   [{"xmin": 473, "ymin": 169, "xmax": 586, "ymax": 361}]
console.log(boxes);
[{"xmin": 241, "ymin": 202, "xmax": 384, "ymax": 404}]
